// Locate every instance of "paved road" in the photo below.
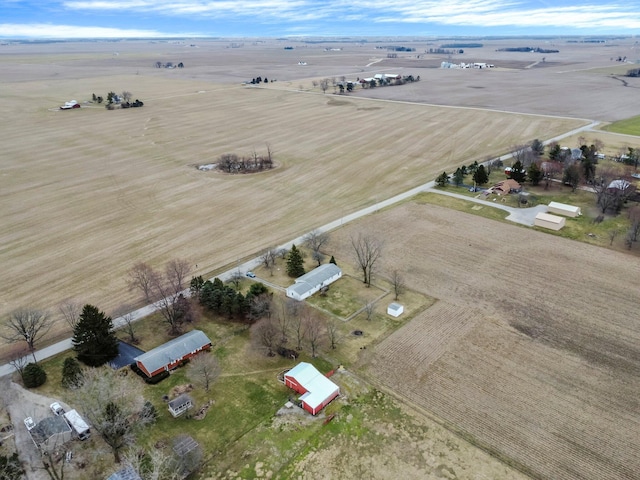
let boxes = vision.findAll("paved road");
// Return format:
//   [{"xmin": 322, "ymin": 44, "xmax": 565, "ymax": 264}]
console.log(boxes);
[{"xmin": 0, "ymin": 118, "xmax": 599, "ymax": 378}]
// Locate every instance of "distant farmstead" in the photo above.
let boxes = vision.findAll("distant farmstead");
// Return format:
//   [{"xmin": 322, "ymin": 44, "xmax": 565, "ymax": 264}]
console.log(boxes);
[
  {"xmin": 284, "ymin": 362, "xmax": 340, "ymax": 415},
  {"xmin": 286, "ymin": 264, "xmax": 342, "ymax": 301},
  {"xmin": 134, "ymin": 330, "xmax": 212, "ymax": 378}
]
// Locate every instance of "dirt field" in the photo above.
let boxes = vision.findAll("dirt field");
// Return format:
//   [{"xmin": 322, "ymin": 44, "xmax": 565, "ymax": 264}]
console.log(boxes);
[
  {"xmin": 0, "ymin": 39, "xmax": 591, "ymax": 354},
  {"xmin": 321, "ymin": 201, "xmax": 640, "ymax": 480}
]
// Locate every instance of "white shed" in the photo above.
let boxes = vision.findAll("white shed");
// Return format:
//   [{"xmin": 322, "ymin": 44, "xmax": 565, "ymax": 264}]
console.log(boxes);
[
  {"xmin": 548, "ymin": 201, "xmax": 581, "ymax": 217},
  {"xmin": 534, "ymin": 212, "xmax": 566, "ymax": 231},
  {"xmin": 286, "ymin": 264, "xmax": 342, "ymax": 301},
  {"xmin": 387, "ymin": 303, "xmax": 404, "ymax": 317}
]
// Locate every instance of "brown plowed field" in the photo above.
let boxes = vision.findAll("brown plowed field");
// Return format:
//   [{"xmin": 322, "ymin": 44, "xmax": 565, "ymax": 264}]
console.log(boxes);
[
  {"xmin": 0, "ymin": 49, "xmax": 584, "ymax": 351},
  {"xmin": 326, "ymin": 200, "xmax": 640, "ymax": 480}
]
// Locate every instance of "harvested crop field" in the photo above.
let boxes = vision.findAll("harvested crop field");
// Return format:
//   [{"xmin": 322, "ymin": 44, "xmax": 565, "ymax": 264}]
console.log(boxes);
[
  {"xmin": 0, "ymin": 45, "xmax": 586, "ymax": 354},
  {"xmin": 324, "ymin": 199, "xmax": 640, "ymax": 480}
]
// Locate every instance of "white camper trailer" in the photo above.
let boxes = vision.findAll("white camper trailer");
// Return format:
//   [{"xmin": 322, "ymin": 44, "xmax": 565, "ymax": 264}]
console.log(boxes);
[{"xmin": 63, "ymin": 409, "xmax": 90, "ymax": 440}]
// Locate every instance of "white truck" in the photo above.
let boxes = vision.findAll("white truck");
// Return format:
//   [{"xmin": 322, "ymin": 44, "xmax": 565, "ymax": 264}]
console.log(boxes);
[{"xmin": 63, "ymin": 409, "xmax": 90, "ymax": 440}]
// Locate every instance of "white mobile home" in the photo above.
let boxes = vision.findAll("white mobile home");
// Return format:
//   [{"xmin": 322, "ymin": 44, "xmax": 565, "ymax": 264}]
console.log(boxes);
[
  {"xmin": 534, "ymin": 212, "xmax": 566, "ymax": 231},
  {"xmin": 548, "ymin": 202, "xmax": 581, "ymax": 217},
  {"xmin": 286, "ymin": 264, "xmax": 342, "ymax": 301}
]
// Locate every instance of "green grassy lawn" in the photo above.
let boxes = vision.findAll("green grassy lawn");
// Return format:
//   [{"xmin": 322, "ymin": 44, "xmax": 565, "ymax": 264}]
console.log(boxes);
[{"xmin": 603, "ymin": 115, "xmax": 640, "ymax": 136}]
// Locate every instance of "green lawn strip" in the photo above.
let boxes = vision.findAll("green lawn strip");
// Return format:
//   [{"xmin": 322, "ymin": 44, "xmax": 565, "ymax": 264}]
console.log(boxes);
[{"xmin": 603, "ymin": 115, "xmax": 640, "ymax": 136}]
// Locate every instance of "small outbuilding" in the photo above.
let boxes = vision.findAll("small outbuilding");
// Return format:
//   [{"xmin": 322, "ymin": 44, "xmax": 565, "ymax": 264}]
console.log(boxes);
[
  {"xmin": 286, "ymin": 264, "xmax": 342, "ymax": 301},
  {"xmin": 134, "ymin": 330, "xmax": 212, "ymax": 378},
  {"xmin": 387, "ymin": 303, "xmax": 404, "ymax": 317},
  {"xmin": 548, "ymin": 201, "xmax": 581, "ymax": 217},
  {"xmin": 284, "ymin": 362, "xmax": 340, "ymax": 415},
  {"xmin": 168, "ymin": 394, "xmax": 194, "ymax": 417},
  {"xmin": 534, "ymin": 212, "xmax": 566, "ymax": 231},
  {"xmin": 29, "ymin": 416, "xmax": 72, "ymax": 452}
]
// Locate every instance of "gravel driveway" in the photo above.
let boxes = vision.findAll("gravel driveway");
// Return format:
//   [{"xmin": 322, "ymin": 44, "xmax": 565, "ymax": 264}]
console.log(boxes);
[{"xmin": 0, "ymin": 376, "xmax": 70, "ymax": 480}]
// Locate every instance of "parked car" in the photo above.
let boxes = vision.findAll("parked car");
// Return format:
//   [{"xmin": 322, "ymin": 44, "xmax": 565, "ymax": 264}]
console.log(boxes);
[
  {"xmin": 246, "ymin": 271, "xmax": 256, "ymax": 278},
  {"xmin": 23, "ymin": 417, "xmax": 35, "ymax": 430},
  {"xmin": 50, "ymin": 402, "xmax": 65, "ymax": 416}
]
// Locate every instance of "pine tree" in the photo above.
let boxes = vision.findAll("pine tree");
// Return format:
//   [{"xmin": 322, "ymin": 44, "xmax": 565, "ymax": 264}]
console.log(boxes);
[
  {"xmin": 72, "ymin": 304, "xmax": 119, "ymax": 367},
  {"xmin": 453, "ymin": 168, "xmax": 464, "ymax": 187},
  {"xmin": 329, "ymin": 255, "xmax": 337, "ymax": 265},
  {"xmin": 61, "ymin": 356, "xmax": 84, "ymax": 389},
  {"xmin": 286, "ymin": 245, "xmax": 305, "ymax": 278},
  {"xmin": 435, "ymin": 171, "xmax": 449, "ymax": 187},
  {"xmin": 23, "ymin": 362, "xmax": 47, "ymax": 388},
  {"xmin": 473, "ymin": 164, "xmax": 489, "ymax": 185}
]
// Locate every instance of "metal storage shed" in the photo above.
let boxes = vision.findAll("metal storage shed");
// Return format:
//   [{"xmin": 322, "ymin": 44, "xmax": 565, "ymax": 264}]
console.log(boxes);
[
  {"xmin": 548, "ymin": 202, "xmax": 581, "ymax": 217},
  {"xmin": 535, "ymin": 212, "xmax": 566, "ymax": 231}
]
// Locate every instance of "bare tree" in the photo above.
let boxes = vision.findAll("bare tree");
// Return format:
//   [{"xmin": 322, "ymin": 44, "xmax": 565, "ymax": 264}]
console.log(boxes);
[
  {"xmin": 363, "ymin": 301, "xmax": 375, "ymax": 321},
  {"xmin": 608, "ymin": 228, "xmax": 621, "ymax": 246},
  {"xmin": 248, "ymin": 292, "xmax": 273, "ymax": 323},
  {"xmin": 121, "ymin": 91, "xmax": 132, "ymax": 102},
  {"xmin": 252, "ymin": 317, "xmax": 279, "ymax": 356},
  {"xmin": 228, "ymin": 269, "xmax": 244, "ymax": 290},
  {"xmin": 260, "ymin": 248, "xmax": 277, "ymax": 276},
  {"xmin": 113, "ymin": 305, "xmax": 138, "ymax": 344},
  {"xmin": 277, "ymin": 248, "xmax": 289, "ymax": 260},
  {"xmin": 511, "ymin": 144, "xmax": 537, "ymax": 168},
  {"xmin": 128, "ymin": 262, "xmax": 159, "ymax": 302},
  {"xmin": 326, "ymin": 320, "xmax": 341, "ymax": 350},
  {"xmin": 58, "ymin": 299, "xmax": 82, "ymax": 330},
  {"xmin": 123, "ymin": 447, "xmax": 182, "ymax": 480},
  {"xmin": 77, "ymin": 367, "xmax": 151, "ymax": 463},
  {"xmin": 8, "ymin": 349, "xmax": 29, "ymax": 380},
  {"xmin": 189, "ymin": 352, "xmax": 220, "ymax": 392},
  {"xmin": 304, "ymin": 315, "xmax": 325, "ymax": 357},
  {"xmin": 291, "ymin": 303, "xmax": 309, "ymax": 351},
  {"xmin": 1, "ymin": 308, "xmax": 54, "ymax": 362},
  {"xmin": 319, "ymin": 78, "xmax": 329, "ymax": 94},
  {"xmin": 304, "ymin": 230, "xmax": 330, "ymax": 267},
  {"xmin": 390, "ymin": 270, "xmax": 406, "ymax": 300},
  {"xmin": 351, "ymin": 233, "xmax": 383, "ymax": 287},
  {"xmin": 304, "ymin": 229, "xmax": 330, "ymax": 252},
  {"xmin": 275, "ymin": 299, "xmax": 292, "ymax": 345},
  {"xmin": 128, "ymin": 260, "xmax": 192, "ymax": 335}
]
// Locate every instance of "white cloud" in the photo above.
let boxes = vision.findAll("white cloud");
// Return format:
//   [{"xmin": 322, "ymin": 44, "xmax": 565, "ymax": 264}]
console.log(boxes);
[{"xmin": 0, "ymin": 23, "xmax": 186, "ymax": 38}]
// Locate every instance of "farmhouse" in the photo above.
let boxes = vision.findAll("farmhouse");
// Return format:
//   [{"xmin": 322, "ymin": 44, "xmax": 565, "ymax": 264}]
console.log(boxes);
[
  {"xmin": 490, "ymin": 179, "xmax": 521, "ymax": 195},
  {"xmin": 548, "ymin": 201, "xmax": 581, "ymax": 217},
  {"xmin": 134, "ymin": 330, "xmax": 212, "ymax": 378},
  {"xmin": 284, "ymin": 362, "xmax": 340, "ymax": 415},
  {"xmin": 286, "ymin": 264, "xmax": 342, "ymax": 301},
  {"xmin": 534, "ymin": 212, "xmax": 565, "ymax": 231}
]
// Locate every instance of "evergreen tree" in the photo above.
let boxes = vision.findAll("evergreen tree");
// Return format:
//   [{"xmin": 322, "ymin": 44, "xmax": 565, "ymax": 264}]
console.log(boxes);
[
  {"xmin": 528, "ymin": 162, "xmax": 543, "ymax": 186},
  {"xmin": 435, "ymin": 171, "xmax": 449, "ymax": 187},
  {"xmin": 549, "ymin": 143, "xmax": 561, "ymax": 161},
  {"xmin": 509, "ymin": 160, "xmax": 527, "ymax": 183},
  {"xmin": 473, "ymin": 165, "xmax": 489, "ymax": 185},
  {"xmin": 329, "ymin": 255, "xmax": 337, "ymax": 265},
  {"xmin": 286, "ymin": 245, "xmax": 305, "ymax": 278},
  {"xmin": 72, "ymin": 304, "xmax": 119, "ymax": 367},
  {"xmin": 452, "ymin": 167, "xmax": 464, "ymax": 187},
  {"xmin": 61, "ymin": 356, "xmax": 84, "ymax": 389},
  {"xmin": 23, "ymin": 362, "xmax": 47, "ymax": 388}
]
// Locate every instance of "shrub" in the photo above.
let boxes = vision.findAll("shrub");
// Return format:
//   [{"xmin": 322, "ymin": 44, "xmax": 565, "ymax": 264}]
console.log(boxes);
[
  {"xmin": 61, "ymin": 357, "xmax": 84, "ymax": 389},
  {"xmin": 23, "ymin": 363, "xmax": 47, "ymax": 388}
]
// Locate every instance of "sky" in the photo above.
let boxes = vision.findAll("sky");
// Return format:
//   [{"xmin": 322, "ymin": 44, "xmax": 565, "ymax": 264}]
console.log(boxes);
[{"xmin": 0, "ymin": 0, "xmax": 639, "ymax": 39}]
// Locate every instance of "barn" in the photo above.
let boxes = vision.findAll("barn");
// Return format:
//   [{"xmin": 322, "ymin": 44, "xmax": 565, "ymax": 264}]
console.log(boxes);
[
  {"xmin": 534, "ymin": 212, "xmax": 566, "ymax": 231},
  {"xmin": 134, "ymin": 330, "xmax": 212, "ymax": 378},
  {"xmin": 286, "ymin": 264, "xmax": 342, "ymax": 301},
  {"xmin": 548, "ymin": 201, "xmax": 581, "ymax": 217},
  {"xmin": 284, "ymin": 362, "xmax": 340, "ymax": 415}
]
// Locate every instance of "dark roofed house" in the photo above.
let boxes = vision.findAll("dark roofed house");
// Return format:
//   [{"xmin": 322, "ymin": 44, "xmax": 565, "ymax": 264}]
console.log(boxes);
[{"xmin": 134, "ymin": 330, "xmax": 212, "ymax": 378}]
